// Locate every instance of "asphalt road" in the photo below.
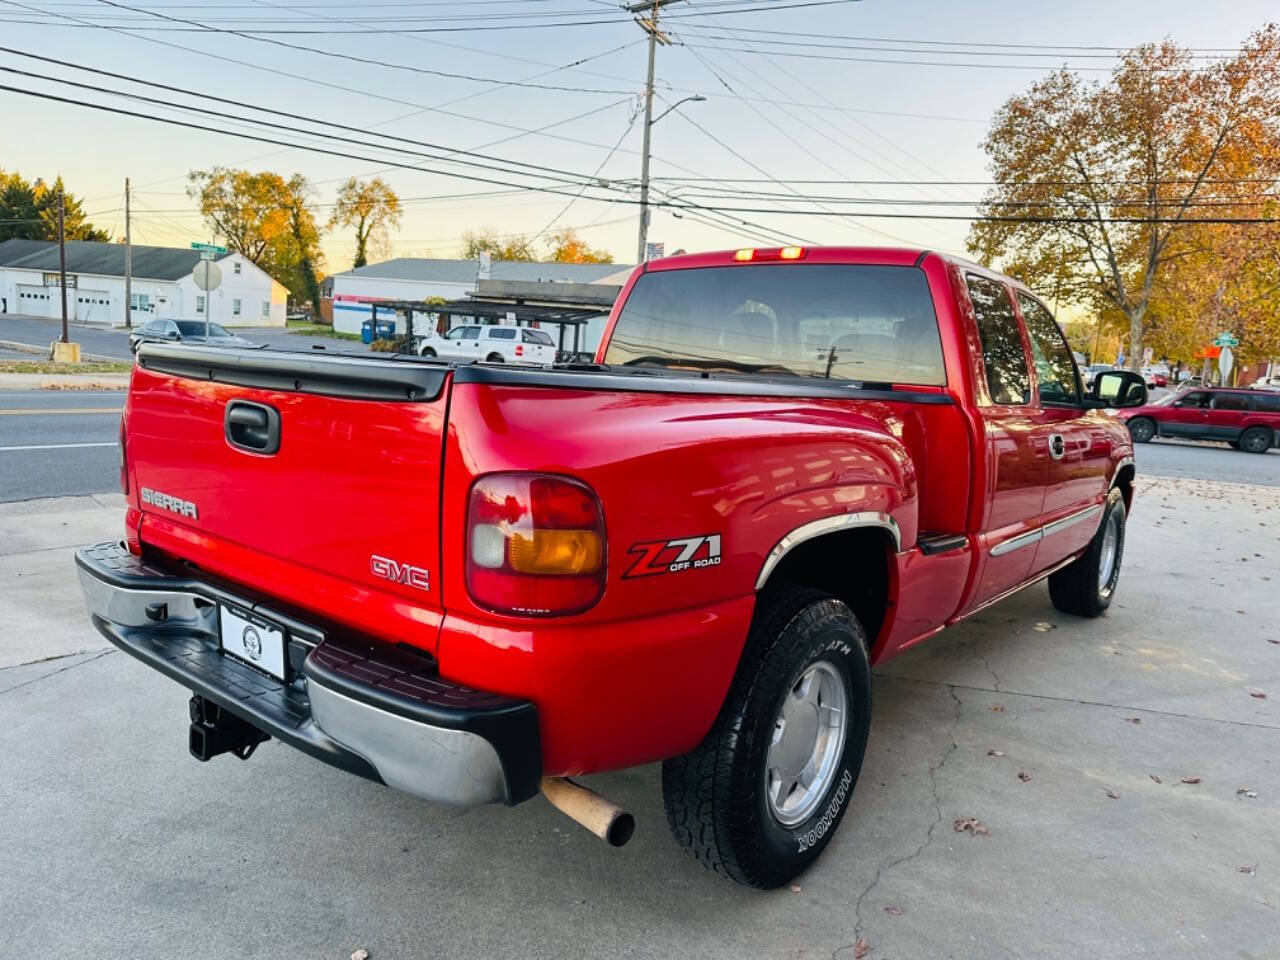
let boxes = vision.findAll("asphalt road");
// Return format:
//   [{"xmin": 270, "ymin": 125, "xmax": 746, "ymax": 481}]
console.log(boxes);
[
  {"xmin": 0, "ymin": 313, "xmax": 364, "ymax": 358},
  {"xmin": 0, "ymin": 390, "xmax": 123, "ymax": 502}
]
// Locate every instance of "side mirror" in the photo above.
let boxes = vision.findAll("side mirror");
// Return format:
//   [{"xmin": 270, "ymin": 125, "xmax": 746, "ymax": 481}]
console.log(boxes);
[{"xmin": 1093, "ymin": 370, "xmax": 1147, "ymax": 408}]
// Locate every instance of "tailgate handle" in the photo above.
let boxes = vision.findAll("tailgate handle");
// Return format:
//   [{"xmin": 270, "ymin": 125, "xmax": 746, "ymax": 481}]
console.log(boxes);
[{"xmin": 225, "ymin": 400, "xmax": 281, "ymax": 455}]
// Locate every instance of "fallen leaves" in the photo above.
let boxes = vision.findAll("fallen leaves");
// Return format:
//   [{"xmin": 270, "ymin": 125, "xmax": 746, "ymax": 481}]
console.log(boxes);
[
  {"xmin": 1237, "ymin": 788, "xmax": 1258, "ymax": 800},
  {"xmin": 351, "ymin": 950, "xmax": 370, "ymax": 960},
  {"xmin": 1018, "ymin": 771, "xmax": 1032, "ymax": 782},
  {"xmin": 987, "ymin": 749, "xmax": 1006, "ymax": 757},
  {"xmin": 990, "ymin": 705, "xmax": 1005, "ymax": 713},
  {"xmin": 953, "ymin": 817, "xmax": 989, "ymax": 836},
  {"xmin": 1150, "ymin": 774, "xmax": 1163, "ymax": 784},
  {"xmin": 884, "ymin": 906, "xmax": 904, "ymax": 916},
  {"xmin": 854, "ymin": 937, "xmax": 870, "ymax": 959},
  {"xmin": 1268, "ymin": 638, "xmax": 1279, "ymax": 646},
  {"xmin": 1124, "ymin": 717, "xmax": 1142, "ymax": 724},
  {"xmin": 1249, "ymin": 691, "xmax": 1268, "ymax": 699},
  {"xmin": 1033, "ymin": 622, "xmax": 1056, "ymax": 632},
  {"xmin": 1181, "ymin": 776, "xmax": 1202, "ymax": 785},
  {"xmin": 1105, "ymin": 788, "xmax": 1119, "ymax": 799},
  {"xmin": 1240, "ymin": 865, "xmax": 1257, "ymax": 878},
  {"xmin": 790, "ymin": 884, "xmax": 802, "ymax": 893}
]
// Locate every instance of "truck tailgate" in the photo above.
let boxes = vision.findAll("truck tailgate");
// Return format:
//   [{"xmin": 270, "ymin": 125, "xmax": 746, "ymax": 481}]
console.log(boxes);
[{"xmin": 127, "ymin": 345, "xmax": 450, "ymax": 651}]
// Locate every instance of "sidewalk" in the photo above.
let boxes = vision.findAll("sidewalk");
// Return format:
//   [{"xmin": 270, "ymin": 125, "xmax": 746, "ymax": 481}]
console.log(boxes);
[{"xmin": 0, "ymin": 372, "xmax": 129, "ymax": 390}]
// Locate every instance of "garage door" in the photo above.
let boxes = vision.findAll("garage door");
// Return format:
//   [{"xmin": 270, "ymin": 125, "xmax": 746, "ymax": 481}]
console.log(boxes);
[
  {"xmin": 75, "ymin": 291, "xmax": 111, "ymax": 324},
  {"xmin": 16, "ymin": 284, "xmax": 55, "ymax": 318}
]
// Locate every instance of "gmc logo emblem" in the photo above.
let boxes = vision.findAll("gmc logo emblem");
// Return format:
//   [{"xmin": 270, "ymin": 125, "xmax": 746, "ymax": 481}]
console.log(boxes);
[{"xmin": 370, "ymin": 555, "xmax": 430, "ymax": 592}]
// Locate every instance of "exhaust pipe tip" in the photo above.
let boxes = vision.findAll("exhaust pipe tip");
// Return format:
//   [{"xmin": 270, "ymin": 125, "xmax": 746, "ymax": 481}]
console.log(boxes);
[
  {"xmin": 540, "ymin": 776, "xmax": 634, "ymax": 847},
  {"xmin": 604, "ymin": 810, "xmax": 635, "ymax": 848}
]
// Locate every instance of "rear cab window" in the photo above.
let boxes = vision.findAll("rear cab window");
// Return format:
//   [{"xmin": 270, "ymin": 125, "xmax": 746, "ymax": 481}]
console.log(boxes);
[
  {"xmin": 1017, "ymin": 293, "xmax": 1080, "ymax": 405},
  {"xmin": 603, "ymin": 263, "xmax": 946, "ymax": 386},
  {"xmin": 965, "ymin": 274, "xmax": 1030, "ymax": 406},
  {"xmin": 523, "ymin": 329, "xmax": 554, "ymax": 345}
]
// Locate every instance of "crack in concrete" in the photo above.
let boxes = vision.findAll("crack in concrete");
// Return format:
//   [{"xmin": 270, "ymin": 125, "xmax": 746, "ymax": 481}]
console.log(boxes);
[
  {"xmin": 850, "ymin": 684, "xmax": 963, "ymax": 945},
  {"xmin": 876, "ymin": 673, "xmax": 1280, "ymax": 731},
  {"xmin": 0, "ymin": 649, "xmax": 114, "ymax": 696}
]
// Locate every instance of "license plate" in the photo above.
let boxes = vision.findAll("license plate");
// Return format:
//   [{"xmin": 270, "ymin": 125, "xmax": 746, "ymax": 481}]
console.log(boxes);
[{"xmin": 219, "ymin": 605, "xmax": 287, "ymax": 681}]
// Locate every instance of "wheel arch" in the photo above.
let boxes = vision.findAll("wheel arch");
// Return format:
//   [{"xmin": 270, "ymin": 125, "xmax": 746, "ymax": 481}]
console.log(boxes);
[
  {"xmin": 1111, "ymin": 456, "xmax": 1136, "ymax": 511},
  {"xmin": 754, "ymin": 515, "xmax": 899, "ymax": 657}
]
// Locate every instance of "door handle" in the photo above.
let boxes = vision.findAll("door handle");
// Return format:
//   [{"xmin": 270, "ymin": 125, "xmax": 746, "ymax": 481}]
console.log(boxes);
[
  {"xmin": 225, "ymin": 400, "xmax": 281, "ymax": 454},
  {"xmin": 1048, "ymin": 433, "xmax": 1066, "ymax": 460}
]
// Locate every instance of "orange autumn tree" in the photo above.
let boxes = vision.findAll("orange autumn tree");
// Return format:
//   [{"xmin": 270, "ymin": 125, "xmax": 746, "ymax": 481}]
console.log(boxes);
[{"xmin": 968, "ymin": 26, "xmax": 1280, "ymax": 371}]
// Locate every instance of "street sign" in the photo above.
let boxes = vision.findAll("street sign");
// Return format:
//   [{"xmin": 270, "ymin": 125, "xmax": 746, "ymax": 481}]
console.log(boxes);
[
  {"xmin": 1213, "ymin": 332, "xmax": 1240, "ymax": 347},
  {"xmin": 191, "ymin": 242, "xmax": 227, "ymax": 255},
  {"xmin": 1219, "ymin": 346, "xmax": 1234, "ymax": 381},
  {"xmin": 193, "ymin": 261, "xmax": 222, "ymax": 292},
  {"xmin": 199, "ymin": 250, "xmax": 217, "ymax": 261}
]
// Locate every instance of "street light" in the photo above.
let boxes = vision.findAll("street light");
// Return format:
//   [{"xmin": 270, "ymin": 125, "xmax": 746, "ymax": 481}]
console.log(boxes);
[
  {"xmin": 650, "ymin": 94, "xmax": 706, "ymax": 127},
  {"xmin": 636, "ymin": 85, "xmax": 704, "ymax": 264}
]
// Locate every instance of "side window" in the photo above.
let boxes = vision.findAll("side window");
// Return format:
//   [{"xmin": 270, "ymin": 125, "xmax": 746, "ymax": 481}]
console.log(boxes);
[
  {"xmin": 1254, "ymin": 393, "xmax": 1280, "ymax": 413},
  {"xmin": 966, "ymin": 274, "xmax": 1030, "ymax": 406},
  {"xmin": 1211, "ymin": 393, "xmax": 1249, "ymax": 411},
  {"xmin": 1017, "ymin": 293, "xmax": 1079, "ymax": 405},
  {"xmin": 523, "ymin": 329, "xmax": 554, "ymax": 345},
  {"xmin": 445, "ymin": 326, "xmax": 464, "ymax": 339},
  {"xmin": 487, "ymin": 327, "xmax": 516, "ymax": 340},
  {"xmin": 232, "ymin": 298, "xmax": 242, "ymax": 317},
  {"xmin": 164, "ymin": 321, "xmax": 180, "ymax": 336},
  {"xmin": 1174, "ymin": 391, "xmax": 1209, "ymax": 409},
  {"xmin": 462, "ymin": 326, "xmax": 481, "ymax": 339}
]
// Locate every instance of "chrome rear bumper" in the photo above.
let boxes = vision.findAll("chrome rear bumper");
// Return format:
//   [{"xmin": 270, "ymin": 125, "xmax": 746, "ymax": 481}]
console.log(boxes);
[{"xmin": 76, "ymin": 542, "xmax": 540, "ymax": 806}]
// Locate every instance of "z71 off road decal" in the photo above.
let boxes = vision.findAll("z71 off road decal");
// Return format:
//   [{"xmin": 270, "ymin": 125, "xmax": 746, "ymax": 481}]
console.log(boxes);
[{"xmin": 624, "ymin": 534, "xmax": 722, "ymax": 578}]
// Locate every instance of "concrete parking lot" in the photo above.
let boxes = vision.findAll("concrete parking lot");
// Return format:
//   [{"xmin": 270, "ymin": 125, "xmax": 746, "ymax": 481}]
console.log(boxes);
[{"xmin": 2, "ymin": 464, "xmax": 1277, "ymax": 958}]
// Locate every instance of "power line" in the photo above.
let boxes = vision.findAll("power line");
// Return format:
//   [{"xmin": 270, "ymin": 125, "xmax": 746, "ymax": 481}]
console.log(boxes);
[{"xmin": 4, "ymin": 0, "xmax": 862, "ymax": 33}]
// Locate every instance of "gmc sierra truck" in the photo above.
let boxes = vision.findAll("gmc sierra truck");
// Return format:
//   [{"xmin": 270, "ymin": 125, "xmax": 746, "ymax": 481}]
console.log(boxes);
[{"xmin": 77, "ymin": 246, "xmax": 1148, "ymax": 888}]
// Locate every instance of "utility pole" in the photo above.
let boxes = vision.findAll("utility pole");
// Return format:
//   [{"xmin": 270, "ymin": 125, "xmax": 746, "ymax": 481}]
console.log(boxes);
[
  {"xmin": 629, "ymin": 0, "xmax": 677, "ymax": 265},
  {"xmin": 57, "ymin": 188, "xmax": 69, "ymax": 344},
  {"xmin": 124, "ymin": 177, "xmax": 132, "ymax": 330}
]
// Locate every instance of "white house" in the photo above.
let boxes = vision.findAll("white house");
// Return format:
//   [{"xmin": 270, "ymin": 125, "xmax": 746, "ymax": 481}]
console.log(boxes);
[
  {"xmin": 0, "ymin": 239, "xmax": 288, "ymax": 328},
  {"xmin": 323, "ymin": 258, "xmax": 631, "ymax": 347}
]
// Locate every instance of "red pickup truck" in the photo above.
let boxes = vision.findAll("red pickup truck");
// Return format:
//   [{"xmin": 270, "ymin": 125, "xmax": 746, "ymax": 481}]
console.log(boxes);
[{"xmin": 78, "ymin": 246, "xmax": 1147, "ymax": 888}]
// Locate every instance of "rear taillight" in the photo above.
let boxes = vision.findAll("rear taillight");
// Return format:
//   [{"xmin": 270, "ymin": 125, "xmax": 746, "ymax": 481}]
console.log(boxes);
[
  {"xmin": 515, "ymin": 343, "xmax": 524, "ymax": 357},
  {"xmin": 118, "ymin": 417, "xmax": 128, "ymax": 495},
  {"xmin": 466, "ymin": 473, "xmax": 606, "ymax": 616}
]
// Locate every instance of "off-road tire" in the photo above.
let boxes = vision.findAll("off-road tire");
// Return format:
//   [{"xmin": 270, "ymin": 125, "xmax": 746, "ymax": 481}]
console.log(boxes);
[
  {"xmin": 1049, "ymin": 487, "xmax": 1126, "ymax": 617},
  {"xmin": 661, "ymin": 586, "xmax": 872, "ymax": 888},
  {"xmin": 1240, "ymin": 427, "xmax": 1272, "ymax": 454},
  {"xmin": 1127, "ymin": 417, "xmax": 1156, "ymax": 443}
]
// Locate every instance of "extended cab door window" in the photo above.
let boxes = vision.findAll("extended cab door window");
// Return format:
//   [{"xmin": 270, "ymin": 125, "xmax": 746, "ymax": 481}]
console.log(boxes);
[
  {"xmin": 1017, "ymin": 294, "xmax": 1080, "ymax": 405},
  {"xmin": 966, "ymin": 275, "xmax": 1030, "ymax": 405}
]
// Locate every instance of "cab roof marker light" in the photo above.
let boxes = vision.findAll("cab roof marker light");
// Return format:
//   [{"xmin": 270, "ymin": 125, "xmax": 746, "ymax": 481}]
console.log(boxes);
[
  {"xmin": 732, "ymin": 248, "xmax": 755, "ymax": 261},
  {"xmin": 779, "ymin": 246, "xmax": 806, "ymax": 260}
]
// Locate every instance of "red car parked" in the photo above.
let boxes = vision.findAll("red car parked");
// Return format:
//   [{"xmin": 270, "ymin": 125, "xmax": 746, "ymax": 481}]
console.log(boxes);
[
  {"xmin": 1119, "ymin": 387, "xmax": 1280, "ymax": 453},
  {"xmin": 77, "ymin": 247, "xmax": 1147, "ymax": 887}
]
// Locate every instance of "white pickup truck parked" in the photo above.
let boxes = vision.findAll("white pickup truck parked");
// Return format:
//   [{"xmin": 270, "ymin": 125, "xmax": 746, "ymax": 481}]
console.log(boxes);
[{"xmin": 417, "ymin": 323, "xmax": 556, "ymax": 365}]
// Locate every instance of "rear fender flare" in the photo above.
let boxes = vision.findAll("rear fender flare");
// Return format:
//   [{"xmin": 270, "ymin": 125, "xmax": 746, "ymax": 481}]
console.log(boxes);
[{"xmin": 754, "ymin": 512, "xmax": 901, "ymax": 590}]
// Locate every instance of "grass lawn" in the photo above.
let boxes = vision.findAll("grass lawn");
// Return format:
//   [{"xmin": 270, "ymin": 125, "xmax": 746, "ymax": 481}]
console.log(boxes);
[
  {"xmin": 286, "ymin": 323, "xmax": 361, "ymax": 340},
  {"xmin": 0, "ymin": 360, "xmax": 133, "ymax": 375}
]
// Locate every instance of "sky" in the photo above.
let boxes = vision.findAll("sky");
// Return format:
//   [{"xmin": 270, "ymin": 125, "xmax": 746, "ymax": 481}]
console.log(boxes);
[{"xmin": 1, "ymin": 0, "xmax": 1276, "ymax": 276}]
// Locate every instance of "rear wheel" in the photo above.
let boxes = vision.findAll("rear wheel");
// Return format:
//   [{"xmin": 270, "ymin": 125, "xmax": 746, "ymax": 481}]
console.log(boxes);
[
  {"xmin": 419, "ymin": 346, "xmax": 437, "ymax": 358},
  {"xmin": 1240, "ymin": 427, "xmax": 1272, "ymax": 454},
  {"xmin": 486, "ymin": 352, "xmax": 504, "ymax": 363},
  {"xmin": 1049, "ymin": 487, "xmax": 1126, "ymax": 618},
  {"xmin": 662, "ymin": 586, "xmax": 872, "ymax": 888},
  {"xmin": 1127, "ymin": 417, "xmax": 1156, "ymax": 443}
]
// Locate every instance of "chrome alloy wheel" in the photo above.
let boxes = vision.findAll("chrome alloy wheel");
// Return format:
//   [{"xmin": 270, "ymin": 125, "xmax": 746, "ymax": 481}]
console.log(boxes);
[
  {"xmin": 1098, "ymin": 509, "xmax": 1120, "ymax": 591},
  {"xmin": 765, "ymin": 660, "xmax": 848, "ymax": 826}
]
